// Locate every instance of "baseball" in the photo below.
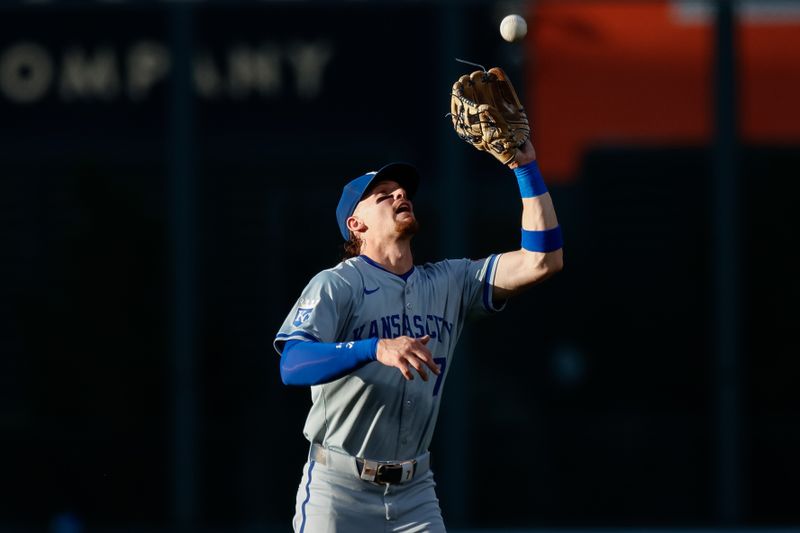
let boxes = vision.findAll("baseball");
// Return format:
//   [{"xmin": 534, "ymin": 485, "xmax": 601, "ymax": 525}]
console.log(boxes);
[{"xmin": 500, "ymin": 14, "xmax": 527, "ymax": 43}]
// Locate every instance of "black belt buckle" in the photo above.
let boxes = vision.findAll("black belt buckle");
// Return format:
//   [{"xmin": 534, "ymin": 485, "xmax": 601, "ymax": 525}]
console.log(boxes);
[
  {"xmin": 376, "ymin": 463, "xmax": 401, "ymax": 484},
  {"xmin": 359, "ymin": 459, "xmax": 417, "ymax": 484}
]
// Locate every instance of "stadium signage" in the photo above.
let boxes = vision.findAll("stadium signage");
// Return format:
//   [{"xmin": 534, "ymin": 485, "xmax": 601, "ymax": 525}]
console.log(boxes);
[{"xmin": 0, "ymin": 40, "xmax": 333, "ymax": 104}]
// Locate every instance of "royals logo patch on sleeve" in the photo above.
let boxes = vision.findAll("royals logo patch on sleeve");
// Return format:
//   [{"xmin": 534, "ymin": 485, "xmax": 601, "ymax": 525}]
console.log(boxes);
[{"xmin": 292, "ymin": 307, "xmax": 313, "ymax": 327}]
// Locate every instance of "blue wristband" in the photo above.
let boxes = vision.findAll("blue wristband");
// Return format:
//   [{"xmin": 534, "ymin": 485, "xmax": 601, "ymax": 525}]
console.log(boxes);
[
  {"xmin": 521, "ymin": 226, "xmax": 563, "ymax": 252},
  {"xmin": 513, "ymin": 160, "xmax": 548, "ymax": 198}
]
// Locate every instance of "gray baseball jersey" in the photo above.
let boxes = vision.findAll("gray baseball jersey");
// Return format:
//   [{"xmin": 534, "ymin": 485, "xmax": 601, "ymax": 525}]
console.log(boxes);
[{"xmin": 275, "ymin": 253, "xmax": 504, "ymax": 462}]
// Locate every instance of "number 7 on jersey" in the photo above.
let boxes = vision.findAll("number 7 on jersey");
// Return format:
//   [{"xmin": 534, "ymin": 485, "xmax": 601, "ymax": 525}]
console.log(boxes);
[{"xmin": 432, "ymin": 357, "xmax": 447, "ymax": 396}]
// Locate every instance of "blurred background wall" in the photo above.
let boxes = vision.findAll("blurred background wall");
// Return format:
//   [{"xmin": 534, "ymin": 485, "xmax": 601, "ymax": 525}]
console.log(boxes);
[{"xmin": 0, "ymin": 0, "xmax": 798, "ymax": 531}]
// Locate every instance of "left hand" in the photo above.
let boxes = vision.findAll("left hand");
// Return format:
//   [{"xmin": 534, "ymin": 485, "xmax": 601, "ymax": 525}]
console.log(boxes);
[
  {"xmin": 508, "ymin": 139, "xmax": 537, "ymax": 169},
  {"xmin": 450, "ymin": 67, "xmax": 530, "ymax": 165}
]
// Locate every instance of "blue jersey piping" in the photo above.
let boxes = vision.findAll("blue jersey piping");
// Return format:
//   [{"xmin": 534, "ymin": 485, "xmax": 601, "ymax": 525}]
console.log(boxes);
[
  {"xmin": 299, "ymin": 460, "xmax": 315, "ymax": 533},
  {"xmin": 276, "ymin": 331, "xmax": 322, "ymax": 343},
  {"xmin": 482, "ymin": 254, "xmax": 500, "ymax": 312}
]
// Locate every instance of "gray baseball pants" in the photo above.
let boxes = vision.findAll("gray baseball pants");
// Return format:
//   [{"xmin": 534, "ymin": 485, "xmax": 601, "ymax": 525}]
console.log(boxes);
[{"xmin": 292, "ymin": 445, "xmax": 446, "ymax": 532}]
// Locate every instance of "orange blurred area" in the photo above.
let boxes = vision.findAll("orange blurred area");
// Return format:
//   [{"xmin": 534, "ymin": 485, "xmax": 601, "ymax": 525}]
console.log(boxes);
[{"xmin": 528, "ymin": 0, "xmax": 800, "ymax": 181}]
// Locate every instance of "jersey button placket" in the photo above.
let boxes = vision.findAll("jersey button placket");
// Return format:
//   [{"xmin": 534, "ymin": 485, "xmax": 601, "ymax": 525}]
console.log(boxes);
[
  {"xmin": 399, "ymin": 283, "xmax": 414, "ymax": 452},
  {"xmin": 400, "ymin": 398, "xmax": 413, "ymax": 447}
]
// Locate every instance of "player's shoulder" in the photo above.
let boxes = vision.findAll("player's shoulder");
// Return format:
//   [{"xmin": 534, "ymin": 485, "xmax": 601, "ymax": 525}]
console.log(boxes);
[{"xmin": 309, "ymin": 258, "xmax": 364, "ymax": 288}]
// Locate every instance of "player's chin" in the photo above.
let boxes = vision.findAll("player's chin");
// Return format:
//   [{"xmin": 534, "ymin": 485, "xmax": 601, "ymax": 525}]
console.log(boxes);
[{"xmin": 395, "ymin": 215, "xmax": 420, "ymax": 238}]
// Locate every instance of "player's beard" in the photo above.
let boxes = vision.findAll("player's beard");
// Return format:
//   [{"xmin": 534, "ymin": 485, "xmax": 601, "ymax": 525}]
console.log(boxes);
[{"xmin": 395, "ymin": 215, "xmax": 419, "ymax": 239}]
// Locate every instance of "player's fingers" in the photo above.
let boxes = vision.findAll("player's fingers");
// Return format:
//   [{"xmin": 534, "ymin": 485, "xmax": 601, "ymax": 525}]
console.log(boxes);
[
  {"xmin": 406, "ymin": 356, "xmax": 428, "ymax": 381},
  {"xmin": 397, "ymin": 360, "xmax": 414, "ymax": 381},
  {"xmin": 419, "ymin": 335, "xmax": 431, "ymax": 345},
  {"xmin": 420, "ymin": 351, "xmax": 440, "ymax": 375},
  {"xmin": 413, "ymin": 341, "xmax": 434, "ymax": 361},
  {"xmin": 411, "ymin": 346, "xmax": 439, "ymax": 375}
]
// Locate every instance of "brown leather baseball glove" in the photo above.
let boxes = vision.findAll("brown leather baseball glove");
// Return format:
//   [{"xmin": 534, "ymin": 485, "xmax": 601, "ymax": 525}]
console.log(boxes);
[{"xmin": 450, "ymin": 67, "xmax": 530, "ymax": 165}]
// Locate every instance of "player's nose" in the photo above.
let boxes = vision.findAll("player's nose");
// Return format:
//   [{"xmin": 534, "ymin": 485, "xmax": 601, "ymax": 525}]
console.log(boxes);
[{"xmin": 393, "ymin": 188, "xmax": 408, "ymax": 200}]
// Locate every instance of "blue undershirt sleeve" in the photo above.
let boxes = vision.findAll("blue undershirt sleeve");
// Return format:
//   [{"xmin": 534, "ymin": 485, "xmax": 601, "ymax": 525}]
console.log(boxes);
[{"xmin": 279, "ymin": 338, "xmax": 379, "ymax": 386}]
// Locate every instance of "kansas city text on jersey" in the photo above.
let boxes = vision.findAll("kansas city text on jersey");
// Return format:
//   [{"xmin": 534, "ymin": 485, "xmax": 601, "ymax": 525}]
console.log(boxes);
[{"xmin": 350, "ymin": 313, "xmax": 453, "ymax": 343}]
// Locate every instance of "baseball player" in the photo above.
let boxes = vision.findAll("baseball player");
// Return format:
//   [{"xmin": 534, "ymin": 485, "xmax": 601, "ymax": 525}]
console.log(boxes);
[{"xmin": 275, "ymin": 68, "xmax": 563, "ymax": 532}]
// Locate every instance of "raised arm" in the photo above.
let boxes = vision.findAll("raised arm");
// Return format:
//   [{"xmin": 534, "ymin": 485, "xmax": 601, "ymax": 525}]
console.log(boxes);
[{"xmin": 492, "ymin": 139, "xmax": 564, "ymax": 301}]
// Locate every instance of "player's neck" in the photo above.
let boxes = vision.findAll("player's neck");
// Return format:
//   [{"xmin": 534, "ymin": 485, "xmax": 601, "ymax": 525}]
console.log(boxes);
[{"xmin": 361, "ymin": 240, "xmax": 413, "ymax": 275}]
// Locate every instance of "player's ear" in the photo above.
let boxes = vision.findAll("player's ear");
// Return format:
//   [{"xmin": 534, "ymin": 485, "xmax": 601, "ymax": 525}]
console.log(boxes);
[{"xmin": 347, "ymin": 216, "xmax": 366, "ymax": 233}]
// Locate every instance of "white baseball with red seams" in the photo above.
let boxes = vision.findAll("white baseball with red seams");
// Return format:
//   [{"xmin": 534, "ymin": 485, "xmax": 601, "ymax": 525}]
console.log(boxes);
[{"xmin": 500, "ymin": 14, "xmax": 528, "ymax": 43}]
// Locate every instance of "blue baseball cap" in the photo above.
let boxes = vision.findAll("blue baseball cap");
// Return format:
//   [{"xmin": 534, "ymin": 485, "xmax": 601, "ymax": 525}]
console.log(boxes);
[{"xmin": 335, "ymin": 162, "xmax": 420, "ymax": 240}]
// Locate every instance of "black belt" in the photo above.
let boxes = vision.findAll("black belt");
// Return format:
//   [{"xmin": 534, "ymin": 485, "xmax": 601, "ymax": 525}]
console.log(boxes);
[
  {"xmin": 309, "ymin": 443, "xmax": 429, "ymax": 485},
  {"xmin": 356, "ymin": 457, "xmax": 417, "ymax": 485}
]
